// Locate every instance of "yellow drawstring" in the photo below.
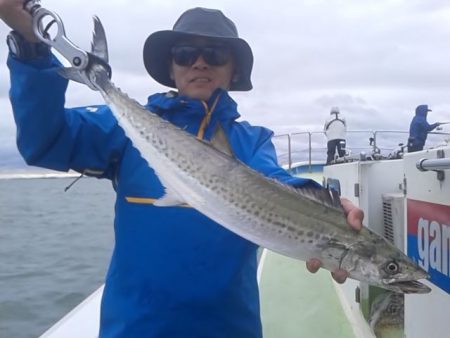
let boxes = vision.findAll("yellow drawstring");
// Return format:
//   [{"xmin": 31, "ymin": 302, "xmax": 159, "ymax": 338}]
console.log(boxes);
[
  {"xmin": 126, "ymin": 95, "xmax": 221, "ymax": 206},
  {"xmin": 196, "ymin": 94, "xmax": 220, "ymax": 140}
]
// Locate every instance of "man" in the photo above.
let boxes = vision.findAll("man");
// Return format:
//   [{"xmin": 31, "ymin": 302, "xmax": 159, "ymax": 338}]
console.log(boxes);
[
  {"xmin": 0, "ymin": 2, "xmax": 363, "ymax": 337},
  {"xmin": 324, "ymin": 106, "xmax": 347, "ymax": 164},
  {"xmin": 407, "ymin": 104, "xmax": 440, "ymax": 152}
]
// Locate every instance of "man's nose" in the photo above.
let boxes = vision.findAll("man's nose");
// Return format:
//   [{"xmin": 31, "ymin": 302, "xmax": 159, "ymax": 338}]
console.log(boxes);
[{"xmin": 191, "ymin": 55, "xmax": 209, "ymax": 68}]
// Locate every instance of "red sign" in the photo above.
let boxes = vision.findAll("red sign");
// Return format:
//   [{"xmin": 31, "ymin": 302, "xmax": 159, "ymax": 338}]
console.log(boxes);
[{"xmin": 407, "ymin": 199, "xmax": 450, "ymax": 293}]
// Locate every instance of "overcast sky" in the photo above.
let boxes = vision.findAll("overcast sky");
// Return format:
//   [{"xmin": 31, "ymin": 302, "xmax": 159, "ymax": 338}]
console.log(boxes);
[{"xmin": 1, "ymin": 0, "xmax": 450, "ymax": 169}]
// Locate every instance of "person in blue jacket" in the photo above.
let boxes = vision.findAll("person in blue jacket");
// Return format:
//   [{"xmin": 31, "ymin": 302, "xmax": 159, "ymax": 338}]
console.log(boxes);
[
  {"xmin": 407, "ymin": 104, "xmax": 441, "ymax": 152},
  {"xmin": 0, "ymin": 2, "xmax": 363, "ymax": 337}
]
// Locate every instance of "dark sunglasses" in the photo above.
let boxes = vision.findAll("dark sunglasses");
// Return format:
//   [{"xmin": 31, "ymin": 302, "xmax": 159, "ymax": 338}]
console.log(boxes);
[{"xmin": 171, "ymin": 45, "xmax": 232, "ymax": 67}]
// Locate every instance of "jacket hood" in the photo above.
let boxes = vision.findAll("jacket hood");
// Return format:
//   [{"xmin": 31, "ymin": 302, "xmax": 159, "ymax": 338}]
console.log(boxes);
[{"xmin": 415, "ymin": 104, "xmax": 431, "ymax": 116}]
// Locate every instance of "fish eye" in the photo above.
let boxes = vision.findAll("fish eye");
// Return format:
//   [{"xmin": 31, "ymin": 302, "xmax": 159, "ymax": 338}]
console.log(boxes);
[{"xmin": 385, "ymin": 261, "xmax": 400, "ymax": 275}]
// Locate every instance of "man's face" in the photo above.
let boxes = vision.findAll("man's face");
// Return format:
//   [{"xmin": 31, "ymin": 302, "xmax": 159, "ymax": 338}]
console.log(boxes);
[{"xmin": 170, "ymin": 38, "xmax": 235, "ymax": 101}]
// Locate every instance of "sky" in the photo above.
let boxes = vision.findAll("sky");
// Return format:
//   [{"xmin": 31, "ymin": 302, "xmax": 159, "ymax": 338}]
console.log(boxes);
[{"xmin": 1, "ymin": 0, "xmax": 450, "ymax": 169}]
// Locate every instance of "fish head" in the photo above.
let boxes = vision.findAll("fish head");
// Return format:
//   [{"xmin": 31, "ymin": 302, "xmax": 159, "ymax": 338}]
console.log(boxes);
[
  {"xmin": 375, "ymin": 253, "xmax": 431, "ymax": 294},
  {"xmin": 341, "ymin": 234, "xmax": 431, "ymax": 294}
]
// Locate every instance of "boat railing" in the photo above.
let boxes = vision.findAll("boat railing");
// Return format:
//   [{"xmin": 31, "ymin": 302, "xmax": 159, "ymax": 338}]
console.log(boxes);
[
  {"xmin": 273, "ymin": 129, "xmax": 450, "ymax": 170},
  {"xmin": 417, "ymin": 157, "xmax": 450, "ymax": 171}
]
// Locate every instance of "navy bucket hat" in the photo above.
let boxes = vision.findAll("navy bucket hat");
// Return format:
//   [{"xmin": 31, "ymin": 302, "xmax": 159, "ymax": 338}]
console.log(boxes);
[{"xmin": 143, "ymin": 7, "xmax": 253, "ymax": 91}]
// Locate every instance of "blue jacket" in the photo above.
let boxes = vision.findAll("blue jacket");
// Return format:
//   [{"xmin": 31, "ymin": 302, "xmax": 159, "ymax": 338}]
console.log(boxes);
[
  {"xmin": 408, "ymin": 104, "xmax": 439, "ymax": 148},
  {"xmin": 8, "ymin": 53, "xmax": 320, "ymax": 338}
]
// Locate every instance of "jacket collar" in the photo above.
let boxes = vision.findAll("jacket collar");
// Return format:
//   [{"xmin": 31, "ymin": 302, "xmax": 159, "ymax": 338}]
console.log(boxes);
[
  {"xmin": 146, "ymin": 88, "xmax": 240, "ymax": 121},
  {"xmin": 145, "ymin": 88, "xmax": 240, "ymax": 140}
]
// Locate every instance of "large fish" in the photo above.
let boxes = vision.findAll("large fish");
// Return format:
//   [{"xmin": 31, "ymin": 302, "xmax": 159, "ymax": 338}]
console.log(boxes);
[{"xmin": 61, "ymin": 18, "xmax": 430, "ymax": 294}]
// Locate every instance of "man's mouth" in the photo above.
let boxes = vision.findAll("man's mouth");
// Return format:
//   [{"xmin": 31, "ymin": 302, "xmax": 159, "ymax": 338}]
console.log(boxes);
[{"xmin": 190, "ymin": 77, "xmax": 211, "ymax": 83}]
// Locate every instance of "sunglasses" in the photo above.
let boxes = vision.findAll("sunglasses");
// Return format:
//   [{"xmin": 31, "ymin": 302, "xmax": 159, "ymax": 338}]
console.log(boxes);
[{"xmin": 171, "ymin": 45, "xmax": 232, "ymax": 67}]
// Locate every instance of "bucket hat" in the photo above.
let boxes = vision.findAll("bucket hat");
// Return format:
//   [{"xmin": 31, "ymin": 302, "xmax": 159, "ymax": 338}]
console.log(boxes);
[{"xmin": 143, "ymin": 7, "xmax": 253, "ymax": 91}]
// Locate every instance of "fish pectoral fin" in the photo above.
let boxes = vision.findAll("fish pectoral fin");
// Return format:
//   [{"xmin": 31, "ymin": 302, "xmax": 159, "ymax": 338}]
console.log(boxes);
[
  {"xmin": 153, "ymin": 191, "xmax": 186, "ymax": 207},
  {"xmin": 319, "ymin": 239, "xmax": 351, "ymax": 268}
]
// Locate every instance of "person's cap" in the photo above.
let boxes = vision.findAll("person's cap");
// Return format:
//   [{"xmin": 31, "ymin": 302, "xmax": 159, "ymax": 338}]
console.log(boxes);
[
  {"xmin": 330, "ymin": 106, "xmax": 340, "ymax": 114},
  {"xmin": 143, "ymin": 7, "xmax": 253, "ymax": 91}
]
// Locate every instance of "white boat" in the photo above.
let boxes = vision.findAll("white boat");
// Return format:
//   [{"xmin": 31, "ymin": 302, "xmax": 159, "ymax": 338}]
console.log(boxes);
[
  {"xmin": 322, "ymin": 145, "xmax": 450, "ymax": 338},
  {"xmin": 40, "ymin": 129, "xmax": 450, "ymax": 338}
]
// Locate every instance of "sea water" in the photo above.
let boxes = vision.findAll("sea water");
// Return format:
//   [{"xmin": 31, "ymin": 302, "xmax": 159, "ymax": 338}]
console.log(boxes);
[{"xmin": 0, "ymin": 176, "xmax": 115, "ymax": 338}]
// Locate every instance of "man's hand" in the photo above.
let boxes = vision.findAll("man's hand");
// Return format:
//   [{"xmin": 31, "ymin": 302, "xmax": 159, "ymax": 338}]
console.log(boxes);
[
  {"xmin": 0, "ymin": 0, "xmax": 38, "ymax": 42},
  {"xmin": 305, "ymin": 197, "xmax": 364, "ymax": 283}
]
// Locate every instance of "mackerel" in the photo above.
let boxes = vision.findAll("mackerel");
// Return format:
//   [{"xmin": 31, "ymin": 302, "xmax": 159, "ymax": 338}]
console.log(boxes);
[{"xmin": 61, "ymin": 18, "xmax": 431, "ymax": 294}]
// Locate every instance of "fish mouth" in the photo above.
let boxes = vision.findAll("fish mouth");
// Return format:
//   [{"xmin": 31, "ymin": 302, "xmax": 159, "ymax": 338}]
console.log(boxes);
[{"xmin": 383, "ymin": 280, "xmax": 432, "ymax": 294}]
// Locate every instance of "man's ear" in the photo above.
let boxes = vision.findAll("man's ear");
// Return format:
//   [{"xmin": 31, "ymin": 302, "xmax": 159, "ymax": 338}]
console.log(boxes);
[{"xmin": 231, "ymin": 73, "xmax": 240, "ymax": 83}]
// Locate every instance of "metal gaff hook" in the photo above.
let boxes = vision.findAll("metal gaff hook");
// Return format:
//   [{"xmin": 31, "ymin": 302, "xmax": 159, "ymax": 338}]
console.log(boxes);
[{"xmin": 24, "ymin": 0, "xmax": 89, "ymax": 70}]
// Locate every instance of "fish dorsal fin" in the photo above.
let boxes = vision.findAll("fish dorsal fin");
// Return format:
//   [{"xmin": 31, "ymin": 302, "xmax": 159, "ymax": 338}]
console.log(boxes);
[
  {"xmin": 210, "ymin": 124, "xmax": 234, "ymax": 157},
  {"xmin": 295, "ymin": 186, "xmax": 344, "ymax": 212}
]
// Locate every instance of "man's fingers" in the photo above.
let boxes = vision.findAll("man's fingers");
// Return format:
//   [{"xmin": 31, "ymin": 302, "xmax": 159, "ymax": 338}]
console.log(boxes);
[
  {"xmin": 347, "ymin": 208, "xmax": 364, "ymax": 231},
  {"xmin": 307, "ymin": 260, "xmax": 349, "ymax": 283},
  {"xmin": 306, "ymin": 258, "xmax": 321, "ymax": 273},
  {"xmin": 340, "ymin": 197, "xmax": 363, "ymax": 231},
  {"xmin": 0, "ymin": 0, "xmax": 38, "ymax": 42},
  {"xmin": 331, "ymin": 269, "xmax": 348, "ymax": 284}
]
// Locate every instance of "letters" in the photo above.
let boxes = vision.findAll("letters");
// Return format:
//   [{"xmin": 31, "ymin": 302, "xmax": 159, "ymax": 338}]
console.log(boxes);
[{"xmin": 417, "ymin": 217, "xmax": 450, "ymax": 277}]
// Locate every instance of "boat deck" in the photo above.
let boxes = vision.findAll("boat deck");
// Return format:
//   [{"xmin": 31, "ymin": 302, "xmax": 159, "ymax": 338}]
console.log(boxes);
[{"xmin": 259, "ymin": 250, "xmax": 356, "ymax": 337}]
